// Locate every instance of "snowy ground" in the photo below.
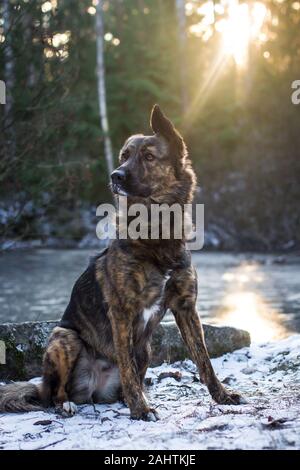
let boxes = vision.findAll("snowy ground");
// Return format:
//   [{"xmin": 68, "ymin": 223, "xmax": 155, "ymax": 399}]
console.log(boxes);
[{"xmin": 1, "ymin": 335, "xmax": 300, "ymax": 450}]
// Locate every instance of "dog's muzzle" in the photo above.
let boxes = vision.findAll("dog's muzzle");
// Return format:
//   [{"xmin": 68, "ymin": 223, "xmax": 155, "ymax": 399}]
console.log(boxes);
[{"xmin": 111, "ymin": 169, "xmax": 128, "ymax": 196}]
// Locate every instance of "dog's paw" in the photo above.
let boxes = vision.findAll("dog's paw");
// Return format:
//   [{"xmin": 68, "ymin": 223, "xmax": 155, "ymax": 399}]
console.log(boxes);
[
  {"xmin": 213, "ymin": 388, "xmax": 247, "ymax": 405},
  {"xmin": 131, "ymin": 408, "xmax": 159, "ymax": 422},
  {"xmin": 62, "ymin": 401, "xmax": 77, "ymax": 416}
]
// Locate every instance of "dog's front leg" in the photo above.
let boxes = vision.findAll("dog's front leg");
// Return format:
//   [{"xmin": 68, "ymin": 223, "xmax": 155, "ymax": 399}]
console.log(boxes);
[
  {"xmin": 166, "ymin": 267, "xmax": 245, "ymax": 405},
  {"xmin": 108, "ymin": 310, "xmax": 158, "ymax": 421}
]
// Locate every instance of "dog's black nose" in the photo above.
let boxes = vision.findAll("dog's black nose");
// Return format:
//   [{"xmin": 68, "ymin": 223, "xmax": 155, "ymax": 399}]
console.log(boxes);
[{"xmin": 111, "ymin": 169, "xmax": 126, "ymax": 185}]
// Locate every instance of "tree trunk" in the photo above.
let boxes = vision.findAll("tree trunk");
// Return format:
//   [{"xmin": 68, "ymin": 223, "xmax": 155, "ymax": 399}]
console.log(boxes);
[
  {"xmin": 175, "ymin": 0, "xmax": 188, "ymax": 113},
  {"xmin": 22, "ymin": 8, "xmax": 37, "ymax": 88},
  {"xmin": 3, "ymin": 0, "xmax": 16, "ymax": 159},
  {"xmin": 95, "ymin": 1, "xmax": 114, "ymax": 181}
]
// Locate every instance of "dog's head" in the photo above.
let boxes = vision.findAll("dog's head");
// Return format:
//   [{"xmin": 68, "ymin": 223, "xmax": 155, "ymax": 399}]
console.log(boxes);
[{"xmin": 111, "ymin": 105, "xmax": 195, "ymax": 203}]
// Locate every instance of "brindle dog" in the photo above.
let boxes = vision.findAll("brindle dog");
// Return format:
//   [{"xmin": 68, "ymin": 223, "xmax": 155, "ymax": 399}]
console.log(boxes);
[{"xmin": 0, "ymin": 105, "xmax": 244, "ymax": 420}]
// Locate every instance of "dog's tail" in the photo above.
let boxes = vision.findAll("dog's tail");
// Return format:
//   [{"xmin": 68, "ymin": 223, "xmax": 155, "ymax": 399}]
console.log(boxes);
[{"xmin": 0, "ymin": 381, "xmax": 43, "ymax": 412}]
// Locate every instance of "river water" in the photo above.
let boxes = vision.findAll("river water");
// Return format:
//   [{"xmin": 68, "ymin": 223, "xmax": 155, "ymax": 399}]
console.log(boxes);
[{"xmin": 0, "ymin": 249, "xmax": 299, "ymax": 342}]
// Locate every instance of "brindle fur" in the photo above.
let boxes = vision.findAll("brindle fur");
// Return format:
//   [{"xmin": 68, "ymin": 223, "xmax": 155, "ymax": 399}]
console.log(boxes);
[{"xmin": 0, "ymin": 105, "xmax": 243, "ymax": 419}]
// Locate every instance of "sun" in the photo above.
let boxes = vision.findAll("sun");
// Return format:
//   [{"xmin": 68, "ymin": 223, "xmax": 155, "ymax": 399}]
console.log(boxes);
[
  {"xmin": 182, "ymin": 1, "xmax": 269, "ymax": 124},
  {"xmin": 222, "ymin": 2, "xmax": 251, "ymax": 67},
  {"xmin": 220, "ymin": 1, "xmax": 267, "ymax": 67},
  {"xmin": 189, "ymin": 1, "xmax": 268, "ymax": 68}
]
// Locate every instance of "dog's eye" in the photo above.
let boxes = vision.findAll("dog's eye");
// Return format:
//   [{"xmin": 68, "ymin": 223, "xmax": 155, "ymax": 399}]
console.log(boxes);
[
  {"xmin": 145, "ymin": 153, "xmax": 154, "ymax": 161},
  {"xmin": 121, "ymin": 150, "xmax": 129, "ymax": 161}
]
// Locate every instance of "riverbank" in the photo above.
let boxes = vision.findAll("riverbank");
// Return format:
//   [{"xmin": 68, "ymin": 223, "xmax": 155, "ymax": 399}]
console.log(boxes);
[
  {"xmin": 1, "ymin": 196, "xmax": 299, "ymax": 253},
  {"xmin": 1, "ymin": 335, "xmax": 299, "ymax": 450}
]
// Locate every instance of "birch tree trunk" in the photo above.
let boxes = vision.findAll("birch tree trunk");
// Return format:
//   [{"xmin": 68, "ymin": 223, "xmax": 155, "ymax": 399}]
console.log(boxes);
[
  {"xmin": 95, "ymin": 0, "xmax": 114, "ymax": 181},
  {"xmin": 175, "ymin": 0, "xmax": 188, "ymax": 114},
  {"xmin": 3, "ymin": 0, "xmax": 16, "ymax": 159}
]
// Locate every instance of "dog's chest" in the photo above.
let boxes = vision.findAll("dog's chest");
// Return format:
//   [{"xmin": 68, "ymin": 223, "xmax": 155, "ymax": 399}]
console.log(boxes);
[
  {"xmin": 142, "ymin": 300, "xmax": 161, "ymax": 328},
  {"xmin": 141, "ymin": 275, "xmax": 170, "ymax": 329}
]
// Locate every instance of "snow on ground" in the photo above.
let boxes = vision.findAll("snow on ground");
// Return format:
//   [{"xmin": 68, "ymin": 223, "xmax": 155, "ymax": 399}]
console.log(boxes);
[{"xmin": 1, "ymin": 335, "xmax": 300, "ymax": 450}]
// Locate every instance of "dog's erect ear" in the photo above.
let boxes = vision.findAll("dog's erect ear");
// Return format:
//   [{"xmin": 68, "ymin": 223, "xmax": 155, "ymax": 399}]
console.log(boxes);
[
  {"xmin": 150, "ymin": 104, "xmax": 187, "ymax": 164},
  {"xmin": 150, "ymin": 104, "xmax": 177, "ymax": 140}
]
